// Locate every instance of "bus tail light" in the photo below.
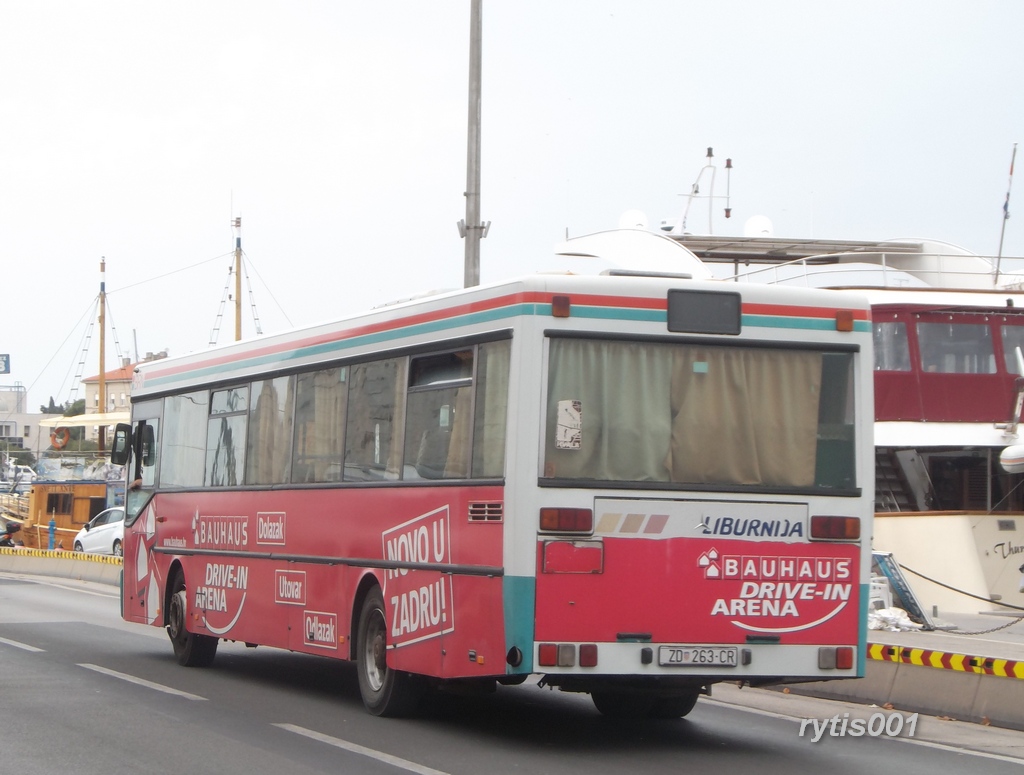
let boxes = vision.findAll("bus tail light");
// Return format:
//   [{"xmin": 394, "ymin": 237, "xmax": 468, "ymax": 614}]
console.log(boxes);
[
  {"xmin": 538, "ymin": 643, "xmax": 597, "ymax": 667},
  {"xmin": 540, "ymin": 508, "xmax": 593, "ymax": 533},
  {"xmin": 836, "ymin": 647, "xmax": 854, "ymax": 670},
  {"xmin": 818, "ymin": 646, "xmax": 854, "ymax": 670},
  {"xmin": 810, "ymin": 515, "xmax": 860, "ymax": 541}
]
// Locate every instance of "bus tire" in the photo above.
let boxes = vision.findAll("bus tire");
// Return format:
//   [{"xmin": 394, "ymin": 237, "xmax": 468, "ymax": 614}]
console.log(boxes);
[
  {"xmin": 648, "ymin": 691, "xmax": 700, "ymax": 719},
  {"xmin": 356, "ymin": 586, "xmax": 422, "ymax": 717},
  {"xmin": 167, "ymin": 571, "xmax": 218, "ymax": 667},
  {"xmin": 591, "ymin": 691, "xmax": 655, "ymax": 718}
]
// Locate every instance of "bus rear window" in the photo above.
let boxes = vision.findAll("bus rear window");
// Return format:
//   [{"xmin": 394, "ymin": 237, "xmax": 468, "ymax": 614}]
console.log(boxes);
[{"xmin": 543, "ymin": 338, "xmax": 856, "ymax": 492}]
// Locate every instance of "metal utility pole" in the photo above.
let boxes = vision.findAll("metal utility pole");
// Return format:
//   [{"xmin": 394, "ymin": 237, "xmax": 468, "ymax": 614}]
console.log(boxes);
[
  {"xmin": 234, "ymin": 217, "xmax": 243, "ymax": 341},
  {"xmin": 460, "ymin": 0, "xmax": 489, "ymax": 287}
]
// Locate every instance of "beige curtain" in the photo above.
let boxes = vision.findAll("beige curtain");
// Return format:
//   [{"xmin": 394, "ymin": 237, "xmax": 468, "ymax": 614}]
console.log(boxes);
[
  {"xmin": 247, "ymin": 377, "xmax": 293, "ymax": 485},
  {"xmin": 473, "ymin": 340, "xmax": 510, "ymax": 478},
  {"xmin": 545, "ymin": 339, "xmax": 673, "ymax": 481},
  {"xmin": 386, "ymin": 359, "xmax": 407, "ymax": 478},
  {"xmin": 291, "ymin": 368, "xmax": 346, "ymax": 483},
  {"xmin": 444, "ymin": 386, "xmax": 473, "ymax": 478},
  {"xmin": 312, "ymin": 368, "xmax": 346, "ymax": 481},
  {"xmin": 664, "ymin": 348, "xmax": 822, "ymax": 486}
]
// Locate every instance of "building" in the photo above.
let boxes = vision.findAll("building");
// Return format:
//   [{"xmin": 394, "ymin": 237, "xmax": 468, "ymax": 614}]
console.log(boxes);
[
  {"xmin": 80, "ymin": 352, "xmax": 168, "ymax": 443},
  {"xmin": 0, "ymin": 384, "xmax": 46, "ymax": 454}
]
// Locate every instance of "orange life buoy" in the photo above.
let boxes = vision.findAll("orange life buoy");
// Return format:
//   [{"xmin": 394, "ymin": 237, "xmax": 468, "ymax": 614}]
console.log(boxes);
[{"xmin": 51, "ymin": 427, "xmax": 70, "ymax": 449}]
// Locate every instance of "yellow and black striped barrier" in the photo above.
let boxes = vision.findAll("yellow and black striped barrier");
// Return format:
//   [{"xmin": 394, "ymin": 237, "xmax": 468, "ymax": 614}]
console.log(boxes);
[
  {"xmin": 869, "ymin": 642, "xmax": 1024, "ymax": 679},
  {"xmin": 0, "ymin": 546, "xmax": 122, "ymax": 565}
]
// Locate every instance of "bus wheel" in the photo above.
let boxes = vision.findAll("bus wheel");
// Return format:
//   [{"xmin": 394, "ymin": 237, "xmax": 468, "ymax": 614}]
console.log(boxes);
[
  {"xmin": 591, "ymin": 691, "xmax": 655, "ymax": 718},
  {"xmin": 356, "ymin": 586, "xmax": 422, "ymax": 717},
  {"xmin": 167, "ymin": 571, "xmax": 218, "ymax": 668},
  {"xmin": 648, "ymin": 691, "xmax": 700, "ymax": 719}
]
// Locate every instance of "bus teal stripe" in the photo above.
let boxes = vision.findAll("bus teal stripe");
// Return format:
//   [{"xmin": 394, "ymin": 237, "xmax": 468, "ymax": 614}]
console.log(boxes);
[
  {"xmin": 145, "ymin": 304, "xmax": 540, "ymax": 388},
  {"xmin": 569, "ymin": 307, "xmax": 870, "ymax": 332},
  {"xmin": 568, "ymin": 307, "xmax": 666, "ymax": 323},
  {"xmin": 503, "ymin": 575, "xmax": 535, "ymax": 674},
  {"xmin": 145, "ymin": 302, "xmax": 868, "ymax": 389},
  {"xmin": 743, "ymin": 314, "xmax": 871, "ymax": 333}
]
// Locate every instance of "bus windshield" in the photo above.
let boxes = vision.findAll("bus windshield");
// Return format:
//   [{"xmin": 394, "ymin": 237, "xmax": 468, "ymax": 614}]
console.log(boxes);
[{"xmin": 543, "ymin": 337, "xmax": 856, "ymax": 491}]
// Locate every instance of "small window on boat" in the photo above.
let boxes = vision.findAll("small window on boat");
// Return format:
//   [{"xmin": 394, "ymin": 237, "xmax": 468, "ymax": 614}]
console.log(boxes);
[
  {"xmin": 873, "ymin": 322, "xmax": 910, "ymax": 371},
  {"xmin": 1001, "ymin": 325, "xmax": 1024, "ymax": 373},
  {"xmin": 917, "ymin": 322, "xmax": 995, "ymax": 374}
]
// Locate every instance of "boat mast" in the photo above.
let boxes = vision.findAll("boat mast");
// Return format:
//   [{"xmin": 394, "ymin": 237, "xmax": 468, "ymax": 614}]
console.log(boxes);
[
  {"xmin": 995, "ymin": 142, "xmax": 1017, "ymax": 284},
  {"xmin": 98, "ymin": 258, "xmax": 107, "ymax": 452},
  {"xmin": 234, "ymin": 217, "xmax": 242, "ymax": 341}
]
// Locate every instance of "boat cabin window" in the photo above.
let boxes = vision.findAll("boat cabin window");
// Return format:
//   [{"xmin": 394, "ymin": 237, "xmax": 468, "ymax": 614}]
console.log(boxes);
[
  {"xmin": 917, "ymin": 322, "xmax": 995, "ymax": 374},
  {"xmin": 873, "ymin": 321, "xmax": 911, "ymax": 371},
  {"xmin": 1001, "ymin": 324, "xmax": 1024, "ymax": 373}
]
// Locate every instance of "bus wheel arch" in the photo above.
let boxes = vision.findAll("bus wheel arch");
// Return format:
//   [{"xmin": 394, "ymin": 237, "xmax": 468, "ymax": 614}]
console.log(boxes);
[
  {"xmin": 162, "ymin": 560, "xmax": 186, "ymax": 628},
  {"xmin": 354, "ymin": 583, "xmax": 423, "ymax": 717},
  {"xmin": 166, "ymin": 565, "xmax": 218, "ymax": 668},
  {"xmin": 349, "ymin": 573, "xmax": 383, "ymax": 663}
]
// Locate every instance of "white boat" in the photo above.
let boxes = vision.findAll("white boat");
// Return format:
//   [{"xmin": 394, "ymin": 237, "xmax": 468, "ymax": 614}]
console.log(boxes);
[{"xmin": 554, "ymin": 227, "xmax": 1024, "ymax": 615}]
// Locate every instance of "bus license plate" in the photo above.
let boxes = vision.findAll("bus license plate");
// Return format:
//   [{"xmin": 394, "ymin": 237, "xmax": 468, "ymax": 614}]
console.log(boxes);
[{"xmin": 659, "ymin": 646, "xmax": 738, "ymax": 667}]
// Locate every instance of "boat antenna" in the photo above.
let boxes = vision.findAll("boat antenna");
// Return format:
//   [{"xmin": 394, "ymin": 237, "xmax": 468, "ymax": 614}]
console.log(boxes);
[
  {"xmin": 995, "ymin": 142, "xmax": 1017, "ymax": 284},
  {"xmin": 671, "ymin": 147, "xmax": 732, "ymax": 236}
]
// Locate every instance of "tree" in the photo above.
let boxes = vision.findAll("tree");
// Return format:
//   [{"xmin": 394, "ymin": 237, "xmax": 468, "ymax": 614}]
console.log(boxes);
[
  {"xmin": 40, "ymin": 397, "xmax": 66, "ymax": 414},
  {"xmin": 9, "ymin": 449, "xmax": 36, "ymax": 468}
]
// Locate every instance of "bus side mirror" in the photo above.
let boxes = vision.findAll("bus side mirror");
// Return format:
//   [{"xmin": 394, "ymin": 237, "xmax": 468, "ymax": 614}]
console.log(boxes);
[
  {"xmin": 141, "ymin": 423, "xmax": 156, "ymax": 466},
  {"xmin": 110, "ymin": 424, "xmax": 132, "ymax": 466}
]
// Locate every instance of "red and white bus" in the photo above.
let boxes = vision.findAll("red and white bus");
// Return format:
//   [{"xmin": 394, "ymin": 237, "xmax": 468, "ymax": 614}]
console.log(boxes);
[{"xmin": 113, "ymin": 271, "xmax": 874, "ymax": 718}]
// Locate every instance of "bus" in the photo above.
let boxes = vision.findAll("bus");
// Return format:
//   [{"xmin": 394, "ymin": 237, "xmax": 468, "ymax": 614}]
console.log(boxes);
[{"xmin": 112, "ymin": 271, "xmax": 874, "ymax": 718}]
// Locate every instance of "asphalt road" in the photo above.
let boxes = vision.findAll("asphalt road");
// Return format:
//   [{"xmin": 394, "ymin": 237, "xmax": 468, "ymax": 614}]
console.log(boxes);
[{"xmin": 1, "ymin": 571, "xmax": 1022, "ymax": 775}]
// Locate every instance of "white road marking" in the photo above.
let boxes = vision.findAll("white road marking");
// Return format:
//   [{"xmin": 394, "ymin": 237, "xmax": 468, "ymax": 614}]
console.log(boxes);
[
  {"xmin": 0, "ymin": 635, "xmax": 44, "ymax": 652},
  {"xmin": 78, "ymin": 663, "xmax": 207, "ymax": 701},
  {"xmin": 0, "ymin": 572, "xmax": 118, "ymax": 598},
  {"xmin": 274, "ymin": 723, "xmax": 450, "ymax": 775}
]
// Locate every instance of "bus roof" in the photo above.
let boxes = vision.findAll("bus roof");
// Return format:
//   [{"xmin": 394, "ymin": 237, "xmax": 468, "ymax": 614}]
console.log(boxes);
[{"xmin": 130, "ymin": 272, "xmax": 871, "ymax": 399}]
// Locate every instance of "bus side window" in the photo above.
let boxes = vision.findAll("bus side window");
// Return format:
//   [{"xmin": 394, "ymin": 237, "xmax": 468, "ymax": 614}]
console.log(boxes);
[
  {"xmin": 206, "ymin": 387, "xmax": 249, "ymax": 486},
  {"xmin": 404, "ymin": 350, "xmax": 473, "ymax": 480},
  {"xmin": 344, "ymin": 358, "xmax": 406, "ymax": 481}
]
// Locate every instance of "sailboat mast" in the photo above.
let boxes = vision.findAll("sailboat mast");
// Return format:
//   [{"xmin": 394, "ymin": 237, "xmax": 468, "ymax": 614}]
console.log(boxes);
[
  {"xmin": 995, "ymin": 143, "xmax": 1018, "ymax": 284},
  {"xmin": 234, "ymin": 217, "xmax": 242, "ymax": 341},
  {"xmin": 98, "ymin": 257, "xmax": 107, "ymax": 452}
]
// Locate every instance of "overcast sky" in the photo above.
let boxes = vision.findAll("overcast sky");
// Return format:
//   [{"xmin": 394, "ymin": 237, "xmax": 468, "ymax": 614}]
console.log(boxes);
[{"xmin": 2, "ymin": 1, "xmax": 1023, "ymax": 410}]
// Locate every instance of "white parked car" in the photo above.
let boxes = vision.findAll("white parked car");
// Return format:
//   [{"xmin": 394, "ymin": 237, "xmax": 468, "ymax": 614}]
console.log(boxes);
[{"xmin": 73, "ymin": 507, "xmax": 125, "ymax": 556}]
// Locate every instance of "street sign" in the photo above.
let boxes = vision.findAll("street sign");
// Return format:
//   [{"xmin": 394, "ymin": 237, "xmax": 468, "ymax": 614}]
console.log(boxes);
[{"xmin": 0, "ymin": 354, "xmax": 8, "ymax": 375}]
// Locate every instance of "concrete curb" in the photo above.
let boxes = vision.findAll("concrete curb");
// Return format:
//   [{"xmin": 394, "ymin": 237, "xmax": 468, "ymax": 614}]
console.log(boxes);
[{"xmin": 0, "ymin": 548, "xmax": 121, "ymax": 587}]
